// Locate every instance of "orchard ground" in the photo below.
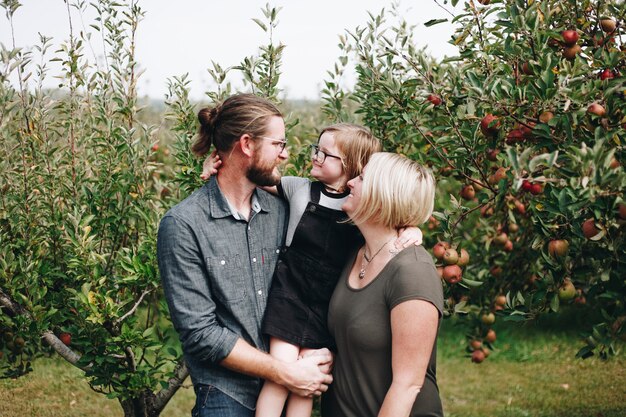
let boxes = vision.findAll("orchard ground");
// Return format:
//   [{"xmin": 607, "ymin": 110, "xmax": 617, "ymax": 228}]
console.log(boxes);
[{"xmin": 1, "ymin": 308, "xmax": 624, "ymax": 417}]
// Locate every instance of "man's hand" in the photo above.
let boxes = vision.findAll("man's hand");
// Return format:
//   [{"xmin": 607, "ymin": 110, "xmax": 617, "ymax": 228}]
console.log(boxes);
[
  {"xmin": 282, "ymin": 348, "xmax": 333, "ymax": 397},
  {"xmin": 299, "ymin": 347, "xmax": 334, "ymax": 374}
]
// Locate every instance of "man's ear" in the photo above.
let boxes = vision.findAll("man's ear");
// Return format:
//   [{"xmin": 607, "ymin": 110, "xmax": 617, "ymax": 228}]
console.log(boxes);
[{"xmin": 238, "ymin": 134, "xmax": 256, "ymax": 158}]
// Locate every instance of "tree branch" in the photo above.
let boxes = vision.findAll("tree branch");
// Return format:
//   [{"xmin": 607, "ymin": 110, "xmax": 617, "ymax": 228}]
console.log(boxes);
[
  {"xmin": 151, "ymin": 359, "xmax": 189, "ymax": 415},
  {"xmin": 115, "ymin": 289, "xmax": 151, "ymax": 326},
  {"xmin": 0, "ymin": 288, "xmax": 88, "ymax": 371}
]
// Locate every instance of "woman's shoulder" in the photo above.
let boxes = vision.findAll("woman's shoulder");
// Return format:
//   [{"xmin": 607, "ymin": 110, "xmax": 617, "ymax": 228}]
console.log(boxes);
[
  {"xmin": 385, "ymin": 245, "xmax": 444, "ymax": 312},
  {"xmin": 393, "ymin": 245, "xmax": 436, "ymax": 270}
]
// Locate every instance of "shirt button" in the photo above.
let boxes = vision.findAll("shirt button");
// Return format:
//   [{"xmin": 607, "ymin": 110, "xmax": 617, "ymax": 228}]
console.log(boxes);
[
  {"xmin": 252, "ymin": 258, "xmax": 257, "ymax": 262},
  {"xmin": 220, "ymin": 260, "xmax": 226, "ymax": 265},
  {"xmin": 276, "ymin": 249, "xmax": 280, "ymax": 254},
  {"xmin": 258, "ymin": 290, "xmax": 263, "ymax": 295}
]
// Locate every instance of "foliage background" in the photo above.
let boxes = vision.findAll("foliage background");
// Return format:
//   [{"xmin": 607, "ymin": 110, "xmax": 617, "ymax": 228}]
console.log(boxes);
[{"xmin": 1, "ymin": 0, "xmax": 625, "ymax": 416}]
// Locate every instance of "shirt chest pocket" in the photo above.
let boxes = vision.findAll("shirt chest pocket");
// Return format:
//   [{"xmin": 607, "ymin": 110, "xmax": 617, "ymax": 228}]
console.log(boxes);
[{"xmin": 206, "ymin": 255, "xmax": 246, "ymax": 303}]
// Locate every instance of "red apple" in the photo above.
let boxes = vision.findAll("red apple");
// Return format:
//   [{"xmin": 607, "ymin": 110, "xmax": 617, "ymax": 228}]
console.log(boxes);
[
  {"xmin": 481, "ymin": 312, "xmax": 496, "ymax": 325},
  {"xmin": 599, "ymin": 68, "xmax": 615, "ymax": 80},
  {"xmin": 494, "ymin": 232, "xmax": 508, "ymax": 246},
  {"xmin": 481, "ymin": 204, "xmax": 494, "ymax": 218},
  {"xmin": 471, "ymin": 349, "xmax": 486, "ymax": 363},
  {"xmin": 443, "ymin": 248, "xmax": 459, "ymax": 265},
  {"xmin": 490, "ymin": 265, "xmax": 502, "ymax": 277},
  {"xmin": 489, "ymin": 167, "xmax": 508, "ymax": 185},
  {"xmin": 495, "ymin": 295, "xmax": 507, "ymax": 307},
  {"xmin": 433, "ymin": 242, "xmax": 449, "ymax": 260},
  {"xmin": 588, "ymin": 103, "xmax": 606, "ymax": 117},
  {"xmin": 506, "ymin": 128, "xmax": 524, "ymax": 145},
  {"xmin": 548, "ymin": 239, "xmax": 569, "ymax": 258},
  {"xmin": 470, "ymin": 339, "xmax": 483, "ymax": 350},
  {"xmin": 600, "ymin": 19, "xmax": 616, "ymax": 33},
  {"xmin": 59, "ymin": 332, "xmax": 71, "ymax": 346},
  {"xmin": 574, "ymin": 289, "xmax": 586, "ymax": 305},
  {"xmin": 443, "ymin": 265, "xmax": 462, "ymax": 284},
  {"xmin": 582, "ymin": 218, "xmax": 601, "ymax": 239},
  {"xmin": 558, "ymin": 279, "xmax": 576, "ymax": 301},
  {"xmin": 521, "ymin": 180, "xmax": 533, "ymax": 192},
  {"xmin": 609, "ymin": 157, "xmax": 620, "ymax": 169},
  {"xmin": 529, "ymin": 183, "xmax": 543, "ymax": 195},
  {"xmin": 562, "ymin": 44, "xmax": 582, "ymax": 59},
  {"xmin": 486, "ymin": 148, "xmax": 500, "ymax": 161},
  {"xmin": 484, "ymin": 329, "xmax": 497, "ymax": 343},
  {"xmin": 457, "ymin": 249, "xmax": 470, "ymax": 267},
  {"xmin": 503, "ymin": 240, "xmax": 513, "ymax": 252},
  {"xmin": 480, "ymin": 114, "xmax": 500, "ymax": 137},
  {"xmin": 460, "ymin": 185, "xmax": 476, "ymax": 200},
  {"xmin": 426, "ymin": 94, "xmax": 442, "ymax": 106},
  {"xmin": 618, "ymin": 203, "xmax": 626, "ymax": 220},
  {"xmin": 539, "ymin": 111, "xmax": 554, "ymax": 124},
  {"xmin": 561, "ymin": 30, "xmax": 579, "ymax": 46}
]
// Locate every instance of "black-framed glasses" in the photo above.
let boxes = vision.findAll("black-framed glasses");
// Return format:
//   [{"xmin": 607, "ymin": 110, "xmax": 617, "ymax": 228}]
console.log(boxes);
[
  {"xmin": 310, "ymin": 144, "xmax": 343, "ymax": 164},
  {"xmin": 257, "ymin": 136, "xmax": 287, "ymax": 152}
]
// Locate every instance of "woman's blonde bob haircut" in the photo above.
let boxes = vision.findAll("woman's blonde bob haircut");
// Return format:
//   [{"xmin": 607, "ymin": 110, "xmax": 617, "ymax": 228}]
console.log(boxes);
[{"xmin": 349, "ymin": 152, "xmax": 436, "ymax": 229}]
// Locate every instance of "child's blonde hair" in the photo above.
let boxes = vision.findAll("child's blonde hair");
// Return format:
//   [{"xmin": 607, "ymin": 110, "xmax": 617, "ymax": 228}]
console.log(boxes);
[{"xmin": 318, "ymin": 123, "xmax": 381, "ymax": 185}]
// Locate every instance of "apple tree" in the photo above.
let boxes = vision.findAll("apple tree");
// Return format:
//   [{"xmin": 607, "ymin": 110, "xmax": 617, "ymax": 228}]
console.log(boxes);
[
  {"xmin": 0, "ymin": 1, "xmax": 300, "ymax": 415},
  {"xmin": 322, "ymin": 0, "xmax": 625, "ymax": 360}
]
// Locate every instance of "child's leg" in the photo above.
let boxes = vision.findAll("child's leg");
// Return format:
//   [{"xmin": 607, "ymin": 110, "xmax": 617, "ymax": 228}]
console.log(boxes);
[
  {"xmin": 255, "ymin": 337, "xmax": 300, "ymax": 417},
  {"xmin": 284, "ymin": 347, "xmax": 317, "ymax": 417}
]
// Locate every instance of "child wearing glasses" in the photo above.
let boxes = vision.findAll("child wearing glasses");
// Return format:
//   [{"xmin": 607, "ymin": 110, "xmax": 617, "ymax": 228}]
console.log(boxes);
[{"xmin": 202, "ymin": 123, "xmax": 422, "ymax": 417}]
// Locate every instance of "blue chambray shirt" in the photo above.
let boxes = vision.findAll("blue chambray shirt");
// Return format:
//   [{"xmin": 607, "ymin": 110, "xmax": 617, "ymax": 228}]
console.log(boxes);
[{"xmin": 157, "ymin": 176, "xmax": 287, "ymax": 410}]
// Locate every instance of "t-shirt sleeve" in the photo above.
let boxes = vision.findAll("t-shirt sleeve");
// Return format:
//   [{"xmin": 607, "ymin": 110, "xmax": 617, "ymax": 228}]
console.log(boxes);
[
  {"xmin": 279, "ymin": 176, "xmax": 311, "ymax": 202},
  {"xmin": 385, "ymin": 258, "xmax": 444, "ymax": 317}
]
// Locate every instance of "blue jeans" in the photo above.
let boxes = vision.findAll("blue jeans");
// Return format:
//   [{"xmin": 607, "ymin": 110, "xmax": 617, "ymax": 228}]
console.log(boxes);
[{"xmin": 192, "ymin": 384, "xmax": 255, "ymax": 417}]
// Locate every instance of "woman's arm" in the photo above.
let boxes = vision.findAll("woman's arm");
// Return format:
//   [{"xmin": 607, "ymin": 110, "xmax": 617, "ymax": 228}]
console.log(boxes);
[{"xmin": 378, "ymin": 299, "xmax": 439, "ymax": 417}]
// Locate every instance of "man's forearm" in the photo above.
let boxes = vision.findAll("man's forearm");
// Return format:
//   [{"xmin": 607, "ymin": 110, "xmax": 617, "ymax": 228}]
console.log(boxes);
[
  {"xmin": 219, "ymin": 338, "xmax": 287, "ymax": 384},
  {"xmin": 220, "ymin": 338, "xmax": 333, "ymax": 397}
]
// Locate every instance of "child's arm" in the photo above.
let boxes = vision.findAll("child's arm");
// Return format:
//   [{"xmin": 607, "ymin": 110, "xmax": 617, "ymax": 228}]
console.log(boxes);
[
  {"xmin": 200, "ymin": 150, "xmax": 222, "ymax": 180},
  {"xmin": 200, "ymin": 151, "xmax": 279, "ymax": 196},
  {"xmin": 260, "ymin": 185, "xmax": 278, "ymax": 195},
  {"xmin": 394, "ymin": 226, "xmax": 423, "ymax": 250}
]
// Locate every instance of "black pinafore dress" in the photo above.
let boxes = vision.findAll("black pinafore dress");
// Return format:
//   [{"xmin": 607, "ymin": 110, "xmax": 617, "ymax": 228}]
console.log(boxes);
[{"xmin": 262, "ymin": 182, "xmax": 362, "ymax": 349}]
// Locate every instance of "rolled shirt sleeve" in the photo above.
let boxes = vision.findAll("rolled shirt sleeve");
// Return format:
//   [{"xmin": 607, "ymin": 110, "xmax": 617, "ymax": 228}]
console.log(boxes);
[{"xmin": 158, "ymin": 215, "xmax": 239, "ymax": 363}]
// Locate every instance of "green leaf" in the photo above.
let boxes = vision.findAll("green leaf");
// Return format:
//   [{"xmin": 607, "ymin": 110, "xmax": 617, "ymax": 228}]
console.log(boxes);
[
  {"xmin": 424, "ymin": 19, "xmax": 447, "ymax": 27},
  {"xmin": 550, "ymin": 294, "xmax": 560, "ymax": 312}
]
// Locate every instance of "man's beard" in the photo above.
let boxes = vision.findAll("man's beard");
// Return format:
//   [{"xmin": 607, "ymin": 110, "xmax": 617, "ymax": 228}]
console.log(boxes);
[{"xmin": 246, "ymin": 154, "xmax": 281, "ymax": 186}]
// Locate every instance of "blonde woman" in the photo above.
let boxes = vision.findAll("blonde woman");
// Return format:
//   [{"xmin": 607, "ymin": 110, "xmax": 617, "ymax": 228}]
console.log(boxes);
[{"xmin": 322, "ymin": 152, "xmax": 444, "ymax": 417}]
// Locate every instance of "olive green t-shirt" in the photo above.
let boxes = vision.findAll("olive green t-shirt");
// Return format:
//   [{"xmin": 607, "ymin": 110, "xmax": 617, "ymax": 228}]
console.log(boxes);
[{"xmin": 322, "ymin": 245, "xmax": 444, "ymax": 417}]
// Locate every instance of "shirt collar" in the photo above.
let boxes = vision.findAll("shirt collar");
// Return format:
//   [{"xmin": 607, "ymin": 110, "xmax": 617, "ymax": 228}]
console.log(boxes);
[{"xmin": 207, "ymin": 177, "xmax": 270, "ymax": 219}]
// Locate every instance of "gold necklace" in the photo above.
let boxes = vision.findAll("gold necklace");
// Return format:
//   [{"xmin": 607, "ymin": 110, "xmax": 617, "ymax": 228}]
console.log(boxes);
[{"xmin": 359, "ymin": 238, "xmax": 394, "ymax": 279}]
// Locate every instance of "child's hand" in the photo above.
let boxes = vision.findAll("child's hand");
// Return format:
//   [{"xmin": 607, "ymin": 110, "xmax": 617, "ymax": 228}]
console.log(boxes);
[
  {"xmin": 201, "ymin": 150, "xmax": 222, "ymax": 180},
  {"xmin": 394, "ymin": 226, "xmax": 423, "ymax": 249}
]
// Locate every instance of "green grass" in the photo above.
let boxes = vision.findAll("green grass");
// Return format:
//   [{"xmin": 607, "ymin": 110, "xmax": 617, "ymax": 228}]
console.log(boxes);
[{"xmin": 1, "ymin": 310, "xmax": 624, "ymax": 417}]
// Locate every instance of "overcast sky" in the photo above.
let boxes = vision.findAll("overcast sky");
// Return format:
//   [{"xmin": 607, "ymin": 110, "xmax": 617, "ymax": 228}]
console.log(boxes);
[{"xmin": 1, "ymin": 1, "xmax": 463, "ymax": 101}]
